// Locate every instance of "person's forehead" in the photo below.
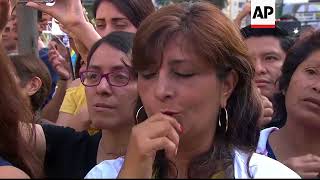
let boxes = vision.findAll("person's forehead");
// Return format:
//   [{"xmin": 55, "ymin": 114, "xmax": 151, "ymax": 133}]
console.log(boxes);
[
  {"xmin": 300, "ymin": 50, "xmax": 320, "ymax": 67},
  {"xmin": 245, "ymin": 36, "xmax": 284, "ymax": 54},
  {"xmin": 96, "ymin": 1, "xmax": 127, "ymax": 19},
  {"xmin": 90, "ymin": 44, "xmax": 128, "ymax": 67}
]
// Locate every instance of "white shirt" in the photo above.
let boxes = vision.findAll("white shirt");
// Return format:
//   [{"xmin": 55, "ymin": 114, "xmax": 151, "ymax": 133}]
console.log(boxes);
[
  {"xmin": 85, "ymin": 149, "xmax": 300, "ymax": 179},
  {"xmin": 256, "ymin": 127, "xmax": 279, "ymax": 156}
]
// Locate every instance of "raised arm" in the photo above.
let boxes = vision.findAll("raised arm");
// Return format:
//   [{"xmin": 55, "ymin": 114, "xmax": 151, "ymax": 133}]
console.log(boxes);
[{"xmin": 26, "ymin": 0, "xmax": 101, "ymax": 50}]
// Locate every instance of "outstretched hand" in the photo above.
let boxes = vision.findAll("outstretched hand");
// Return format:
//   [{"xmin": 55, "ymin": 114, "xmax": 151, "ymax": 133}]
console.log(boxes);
[
  {"xmin": 26, "ymin": 0, "xmax": 86, "ymax": 31},
  {"xmin": 48, "ymin": 45, "xmax": 71, "ymax": 80}
]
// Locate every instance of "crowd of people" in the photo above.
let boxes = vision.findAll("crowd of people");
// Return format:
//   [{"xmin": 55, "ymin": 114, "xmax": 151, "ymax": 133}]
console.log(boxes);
[{"xmin": 0, "ymin": 0, "xmax": 319, "ymax": 178}]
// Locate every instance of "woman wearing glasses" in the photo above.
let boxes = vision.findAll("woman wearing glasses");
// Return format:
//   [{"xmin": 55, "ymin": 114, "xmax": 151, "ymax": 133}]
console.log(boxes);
[{"xmin": 31, "ymin": 31, "xmax": 137, "ymax": 178}]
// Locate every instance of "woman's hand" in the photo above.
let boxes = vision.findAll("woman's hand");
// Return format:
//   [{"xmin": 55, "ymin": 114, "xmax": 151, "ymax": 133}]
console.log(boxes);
[
  {"xmin": 284, "ymin": 154, "xmax": 320, "ymax": 178},
  {"xmin": 59, "ymin": 23, "xmax": 89, "ymax": 59},
  {"xmin": 26, "ymin": 0, "xmax": 86, "ymax": 32},
  {"xmin": 258, "ymin": 95, "xmax": 273, "ymax": 128},
  {"xmin": 118, "ymin": 113, "xmax": 182, "ymax": 178},
  {"xmin": 48, "ymin": 44, "xmax": 71, "ymax": 80},
  {"xmin": 234, "ymin": 2, "xmax": 251, "ymax": 28}
]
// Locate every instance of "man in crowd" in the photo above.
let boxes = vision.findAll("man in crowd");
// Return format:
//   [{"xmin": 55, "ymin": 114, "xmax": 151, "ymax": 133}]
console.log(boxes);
[{"xmin": 241, "ymin": 25, "xmax": 295, "ymax": 127}]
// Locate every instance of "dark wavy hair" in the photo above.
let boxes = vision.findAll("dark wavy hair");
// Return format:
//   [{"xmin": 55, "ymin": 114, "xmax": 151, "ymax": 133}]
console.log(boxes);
[
  {"xmin": 133, "ymin": 2, "xmax": 262, "ymax": 178},
  {"xmin": 272, "ymin": 30, "xmax": 320, "ymax": 128},
  {"xmin": 93, "ymin": 0, "xmax": 155, "ymax": 28},
  {"xmin": 0, "ymin": 47, "xmax": 43, "ymax": 178}
]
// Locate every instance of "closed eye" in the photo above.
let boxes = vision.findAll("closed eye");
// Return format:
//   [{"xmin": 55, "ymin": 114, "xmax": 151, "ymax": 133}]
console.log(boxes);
[
  {"xmin": 140, "ymin": 72, "xmax": 157, "ymax": 79},
  {"xmin": 174, "ymin": 72, "xmax": 195, "ymax": 78},
  {"xmin": 265, "ymin": 55, "xmax": 278, "ymax": 61},
  {"xmin": 305, "ymin": 68, "xmax": 317, "ymax": 75}
]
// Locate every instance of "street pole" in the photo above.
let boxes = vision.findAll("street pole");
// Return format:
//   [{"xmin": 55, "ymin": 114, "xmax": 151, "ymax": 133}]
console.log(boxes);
[{"xmin": 16, "ymin": 4, "xmax": 38, "ymax": 57}]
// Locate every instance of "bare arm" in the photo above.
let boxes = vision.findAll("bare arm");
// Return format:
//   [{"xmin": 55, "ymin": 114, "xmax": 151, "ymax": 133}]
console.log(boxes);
[
  {"xmin": 56, "ymin": 108, "xmax": 90, "ymax": 132},
  {"xmin": 26, "ymin": 0, "xmax": 101, "ymax": 50},
  {"xmin": 0, "ymin": 166, "xmax": 30, "ymax": 178},
  {"xmin": 41, "ymin": 79, "xmax": 69, "ymax": 123},
  {"xmin": 41, "ymin": 45, "xmax": 73, "ymax": 122},
  {"xmin": 234, "ymin": 3, "xmax": 251, "ymax": 28}
]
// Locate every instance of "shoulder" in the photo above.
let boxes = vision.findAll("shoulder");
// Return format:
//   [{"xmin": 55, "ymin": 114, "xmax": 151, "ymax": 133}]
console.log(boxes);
[
  {"xmin": 43, "ymin": 125, "xmax": 100, "ymax": 178},
  {"xmin": 234, "ymin": 150, "xmax": 300, "ymax": 178},
  {"xmin": 85, "ymin": 157, "xmax": 124, "ymax": 179},
  {"xmin": 42, "ymin": 124, "xmax": 101, "ymax": 152},
  {"xmin": 0, "ymin": 166, "xmax": 30, "ymax": 178},
  {"xmin": 42, "ymin": 124, "xmax": 88, "ymax": 141}
]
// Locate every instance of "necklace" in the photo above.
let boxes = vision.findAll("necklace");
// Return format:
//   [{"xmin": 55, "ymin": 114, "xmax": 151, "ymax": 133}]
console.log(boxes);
[{"xmin": 98, "ymin": 139, "xmax": 126, "ymax": 161}]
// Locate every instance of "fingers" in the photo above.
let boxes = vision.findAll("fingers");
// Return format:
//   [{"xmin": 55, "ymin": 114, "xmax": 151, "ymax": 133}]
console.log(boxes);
[
  {"xmin": 148, "ymin": 137, "xmax": 177, "ymax": 160},
  {"xmin": 284, "ymin": 154, "xmax": 320, "ymax": 178},
  {"xmin": 262, "ymin": 96, "xmax": 273, "ymax": 107},
  {"xmin": 300, "ymin": 172, "xmax": 319, "ymax": 179},
  {"xmin": 147, "ymin": 120, "xmax": 180, "ymax": 148},
  {"xmin": 26, "ymin": 2, "xmax": 52, "ymax": 15},
  {"xmin": 262, "ymin": 96, "xmax": 273, "ymax": 117},
  {"xmin": 259, "ymin": 117, "xmax": 272, "ymax": 127},
  {"xmin": 137, "ymin": 113, "xmax": 181, "ymax": 149},
  {"xmin": 300, "ymin": 162, "xmax": 320, "ymax": 172},
  {"xmin": 130, "ymin": 113, "xmax": 182, "ymax": 160},
  {"xmin": 302, "ymin": 154, "xmax": 320, "ymax": 162},
  {"xmin": 263, "ymin": 107, "xmax": 273, "ymax": 118},
  {"xmin": 257, "ymin": 87, "xmax": 261, "ymax": 95},
  {"xmin": 258, "ymin": 95, "xmax": 274, "ymax": 127},
  {"xmin": 149, "ymin": 113, "xmax": 182, "ymax": 133}
]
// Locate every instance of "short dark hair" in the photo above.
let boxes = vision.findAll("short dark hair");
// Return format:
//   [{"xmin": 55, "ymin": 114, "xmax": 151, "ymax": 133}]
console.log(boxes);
[
  {"xmin": 93, "ymin": 0, "xmax": 155, "ymax": 28},
  {"xmin": 272, "ymin": 30, "xmax": 320, "ymax": 128},
  {"xmin": 87, "ymin": 31, "xmax": 135, "ymax": 67},
  {"xmin": 240, "ymin": 25, "xmax": 295, "ymax": 53}
]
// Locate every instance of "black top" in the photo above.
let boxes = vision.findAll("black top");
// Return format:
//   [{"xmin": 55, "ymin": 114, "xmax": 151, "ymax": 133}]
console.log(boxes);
[
  {"xmin": 42, "ymin": 124, "xmax": 101, "ymax": 178},
  {"xmin": 0, "ymin": 156, "xmax": 11, "ymax": 166}
]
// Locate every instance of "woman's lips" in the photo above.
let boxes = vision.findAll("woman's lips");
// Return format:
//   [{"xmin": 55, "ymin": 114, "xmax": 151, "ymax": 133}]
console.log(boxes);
[
  {"xmin": 161, "ymin": 111, "xmax": 179, "ymax": 116},
  {"xmin": 93, "ymin": 103, "xmax": 116, "ymax": 112}
]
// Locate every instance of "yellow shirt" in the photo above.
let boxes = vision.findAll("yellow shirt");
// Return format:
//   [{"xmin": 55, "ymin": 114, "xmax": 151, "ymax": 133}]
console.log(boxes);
[
  {"xmin": 60, "ymin": 84, "xmax": 99, "ymax": 135},
  {"xmin": 60, "ymin": 83, "xmax": 86, "ymax": 115}
]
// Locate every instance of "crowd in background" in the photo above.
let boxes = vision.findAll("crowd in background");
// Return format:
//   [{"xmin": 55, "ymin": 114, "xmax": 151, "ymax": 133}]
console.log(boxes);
[{"xmin": 0, "ymin": 0, "xmax": 319, "ymax": 178}]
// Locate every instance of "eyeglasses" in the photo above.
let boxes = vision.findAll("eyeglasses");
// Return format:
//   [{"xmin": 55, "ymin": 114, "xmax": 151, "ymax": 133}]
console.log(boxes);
[{"xmin": 80, "ymin": 70, "xmax": 131, "ymax": 87}]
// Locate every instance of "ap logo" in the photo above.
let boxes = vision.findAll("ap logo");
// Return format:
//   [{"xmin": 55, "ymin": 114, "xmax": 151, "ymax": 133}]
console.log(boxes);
[{"xmin": 251, "ymin": 0, "xmax": 276, "ymax": 28}]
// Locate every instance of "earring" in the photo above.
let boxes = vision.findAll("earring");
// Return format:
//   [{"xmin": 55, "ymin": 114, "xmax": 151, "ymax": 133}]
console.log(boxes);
[
  {"xmin": 135, "ymin": 106, "xmax": 144, "ymax": 124},
  {"xmin": 218, "ymin": 107, "xmax": 229, "ymax": 133}
]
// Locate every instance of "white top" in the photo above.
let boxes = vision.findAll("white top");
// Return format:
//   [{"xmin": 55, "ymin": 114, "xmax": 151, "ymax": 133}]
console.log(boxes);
[
  {"xmin": 256, "ymin": 127, "xmax": 279, "ymax": 156},
  {"xmin": 85, "ymin": 149, "xmax": 300, "ymax": 179}
]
